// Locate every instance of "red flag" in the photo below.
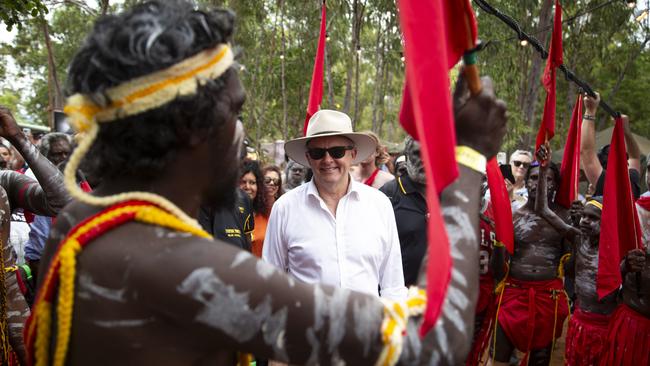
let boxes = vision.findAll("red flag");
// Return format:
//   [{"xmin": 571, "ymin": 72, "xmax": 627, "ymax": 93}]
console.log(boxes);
[
  {"xmin": 597, "ymin": 117, "xmax": 643, "ymax": 299},
  {"xmin": 535, "ymin": 0, "xmax": 563, "ymax": 151},
  {"xmin": 303, "ymin": 2, "xmax": 327, "ymax": 136},
  {"xmin": 486, "ymin": 159, "xmax": 514, "ymax": 254},
  {"xmin": 556, "ymin": 95, "xmax": 583, "ymax": 208},
  {"xmin": 398, "ymin": 0, "xmax": 477, "ymax": 336}
]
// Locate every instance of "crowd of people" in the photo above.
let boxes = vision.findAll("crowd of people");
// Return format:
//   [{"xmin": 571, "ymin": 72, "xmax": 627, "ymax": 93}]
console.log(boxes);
[{"xmin": 0, "ymin": 1, "xmax": 647, "ymax": 365}]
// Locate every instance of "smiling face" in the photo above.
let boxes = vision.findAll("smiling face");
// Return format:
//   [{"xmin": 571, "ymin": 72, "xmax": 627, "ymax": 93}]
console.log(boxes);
[
  {"xmin": 305, "ymin": 135, "xmax": 357, "ymax": 189},
  {"xmin": 263, "ymin": 170, "xmax": 280, "ymax": 198},
  {"xmin": 579, "ymin": 204, "xmax": 602, "ymax": 240},
  {"xmin": 510, "ymin": 152, "xmax": 532, "ymax": 184},
  {"xmin": 239, "ymin": 172, "xmax": 258, "ymax": 200}
]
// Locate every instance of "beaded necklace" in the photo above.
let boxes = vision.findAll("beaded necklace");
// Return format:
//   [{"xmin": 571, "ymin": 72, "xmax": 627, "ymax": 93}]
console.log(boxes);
[{"xmin": 24, "ymin": 200, "xmax": 213, "ymax": 366}]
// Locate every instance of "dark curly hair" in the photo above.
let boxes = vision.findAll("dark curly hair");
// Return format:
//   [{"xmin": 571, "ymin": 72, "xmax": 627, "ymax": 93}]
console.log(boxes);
[
  {"xmin": 240, "ymin": 160, "xmax": 264, "ymax": 214},
  {"xmin": 66, "ymin": 0, "xmax": 238, "ymax": 181}
]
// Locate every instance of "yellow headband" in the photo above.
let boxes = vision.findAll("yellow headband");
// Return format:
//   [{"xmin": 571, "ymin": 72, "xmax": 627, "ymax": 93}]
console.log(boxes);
[
  {"xmin": 64, "ymin": 43, "xmax": 234, "ymax": 132},
  {"xmin": 586, "ymin": 200, "xmax": 603, "ymax": 211},
  {"xmin": 62, "ymin": 43, "xmax": 234, "ymax": 229}
]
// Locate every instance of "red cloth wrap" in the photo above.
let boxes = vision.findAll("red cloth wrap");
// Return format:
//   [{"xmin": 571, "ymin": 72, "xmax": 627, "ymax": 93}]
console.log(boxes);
[
  {"xmin": 565, "ymin": 306, "xmax": 612, "ymax": 366},
  {"xmin": 599, "ymin": 304, "xmax": 650, "ymax": 366},
  {"xmin": 497, "ymin": 278, "xmax": 569, "ymax": 354},
  {"xmin": 363, "ymin": 168, "xmax": 380, "ymax": 187}
]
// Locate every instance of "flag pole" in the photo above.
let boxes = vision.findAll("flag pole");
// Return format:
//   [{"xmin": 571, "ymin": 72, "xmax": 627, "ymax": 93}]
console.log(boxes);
[{"xmin": 461, "ymin": 1, "xmax": 482, "ymax": 95}]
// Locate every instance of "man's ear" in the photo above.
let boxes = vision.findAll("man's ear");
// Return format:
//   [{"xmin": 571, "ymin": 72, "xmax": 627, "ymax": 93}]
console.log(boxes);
[{"xmin": 351, "ymin": 148, "xmax": 357, "ymax": 159}]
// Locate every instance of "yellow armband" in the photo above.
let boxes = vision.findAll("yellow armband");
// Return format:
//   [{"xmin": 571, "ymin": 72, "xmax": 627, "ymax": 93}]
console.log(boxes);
[{"xmin": 456, "ymin": 146, "xmax": 486, "ymax": 174}]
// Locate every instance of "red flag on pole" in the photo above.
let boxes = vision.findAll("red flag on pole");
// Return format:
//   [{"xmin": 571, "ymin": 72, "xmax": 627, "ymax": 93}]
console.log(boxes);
[
  {"xmin": 556, "ymin": 95, "xmax": 583, "ymax": 208},
  {"xmin": 303, "ymin": 1, "xmax": 327, "ymax": 136},
  {"xmin": 398, "ymin": 0, "xmax": 477, "ymax": 336},
  {"xmin": 597, "ymin": 117, "xmax": 643, "ymax": 299},
  {"xmin": 486, "ymin": 159, "xmax": 514, "ymax": 254},
  {"xmin": 535, "ymin": 0, "xmax": 563, "ymax": 151}
]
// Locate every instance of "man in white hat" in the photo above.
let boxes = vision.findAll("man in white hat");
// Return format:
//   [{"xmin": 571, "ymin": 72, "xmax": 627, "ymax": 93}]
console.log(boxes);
[{"xmin": 262, "ymin": 109, "xmax": 407, "ymax": 300}]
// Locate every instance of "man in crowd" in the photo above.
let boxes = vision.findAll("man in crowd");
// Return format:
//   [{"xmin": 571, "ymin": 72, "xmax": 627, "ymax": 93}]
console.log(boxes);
[
  {"xmin": 380, "ymin": 136, "xmax": 426, "ymax": 287},
  {"xmin": 581, "ymin": 93, "xmax": 641, "ymax": 199},
  {"xmin": 199, "ymin": 145, "xmax": 254, "ymax": 251},
  {"xmin": 0, "ymin": 106, "xmax": 70, "ymax": 364},
  {"xmin": 507, "ymin": 149, "xmax": 532, "ymax": 210},
  {"xmin": 264, "ymin": 110, "xmax": 407, "ymax": 300},
  {"xmin": 492, "ymin": 146, "xmax": 570, "ymax": 365},
  {"xmin": 282, "ymin": 159, "xmax": 305, "ymax": 191},
  {"xmin": 31, "ymin": 1, "xmax": 507, "ymax": 364},
  {"xmin": 533, "ymin": 144, "xmax": 616, "ymax": 366}
]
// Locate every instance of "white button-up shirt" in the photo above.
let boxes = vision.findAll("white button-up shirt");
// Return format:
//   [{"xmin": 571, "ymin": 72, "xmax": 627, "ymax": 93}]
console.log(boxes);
[{"xmin": 262, "ymin": 178, "xmax": 407, "ymax": 300}]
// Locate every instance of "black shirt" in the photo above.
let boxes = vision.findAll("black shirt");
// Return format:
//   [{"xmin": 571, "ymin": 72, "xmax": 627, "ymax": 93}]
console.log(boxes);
[
  {"xmin": 380, "ymin": 175, "xmax": 428, "ymax": 287},
  {"xmin": 594, "ymin": 168, "xmax": 641, "ymax": 200},
  {"xmin": 199, "ymin": 189, "xmax": 255, "ymax": 251}
]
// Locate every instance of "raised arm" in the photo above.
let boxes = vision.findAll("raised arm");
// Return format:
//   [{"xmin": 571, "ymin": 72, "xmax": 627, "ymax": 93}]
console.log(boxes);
[
  {"xmin": 404, "ymin": 74, "xmax": 507, "ymax": 365},
  {"xmin": 580, "ymin": 93, "xmax": 603, "ymax": 186},
  {"xmin": 0, "ymin": 106, "xmax": 70, "ymax": 216},
  {"xmin": 534, "ymin": 144, "xmax": 580, "ymax": 243},
  {"xmin": 621, "ymin": 115, "xmax": 641, "ymax": 173}
]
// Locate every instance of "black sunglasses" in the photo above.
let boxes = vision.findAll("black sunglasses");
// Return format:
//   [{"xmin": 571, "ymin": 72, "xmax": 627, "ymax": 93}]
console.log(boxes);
[
  {"xmin": 512, "ymin": 160, "xmax": 531, "ymax": 168},
  {"xmin": 264, "ymin": 177, "xmax": 280, "ymax": 186},
  {"xmin": 307, "ymin": 145, "xmax": 354, "ymax": 160}
]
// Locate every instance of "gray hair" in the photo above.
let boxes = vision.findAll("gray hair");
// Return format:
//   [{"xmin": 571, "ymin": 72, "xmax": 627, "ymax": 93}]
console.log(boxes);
[
  {"xmin": 39, "ymin": 133, "xmax": 72, "ymax": 158},
  {"xmin": 510, "ymin": 149, "xmax": 532, "ymax": 163}
]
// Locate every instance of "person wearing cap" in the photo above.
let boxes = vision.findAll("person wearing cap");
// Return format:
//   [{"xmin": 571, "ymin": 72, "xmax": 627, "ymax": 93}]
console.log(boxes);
[{"xmin": 263, "ymin": 109, "xmax": 407, "ymax": 300}]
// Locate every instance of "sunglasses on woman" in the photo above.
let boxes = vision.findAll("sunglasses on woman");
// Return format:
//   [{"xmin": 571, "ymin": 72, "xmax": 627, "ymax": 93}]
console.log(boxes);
[
  {"xmin": 264, "ymin": 177, "xmax": 280, "ymax": 186},
  {"xmin": 512, "ymin": 160, "xmax": 530, "ymax": 168},
  {"xmin": 306, "ymin": 145, "xmax": 354, "ymax": 160}
]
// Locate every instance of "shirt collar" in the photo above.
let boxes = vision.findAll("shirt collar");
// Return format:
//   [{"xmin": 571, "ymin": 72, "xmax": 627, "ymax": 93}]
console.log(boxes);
[{"xmin": 306, "ymin": 174, "xmax": 361, "ymax": 201}]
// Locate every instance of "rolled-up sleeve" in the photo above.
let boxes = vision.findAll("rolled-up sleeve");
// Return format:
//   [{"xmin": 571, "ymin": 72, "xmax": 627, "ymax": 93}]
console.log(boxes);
[{"xmin": 262, "ymin": 203, "xmax": 288, "ymax": 272}]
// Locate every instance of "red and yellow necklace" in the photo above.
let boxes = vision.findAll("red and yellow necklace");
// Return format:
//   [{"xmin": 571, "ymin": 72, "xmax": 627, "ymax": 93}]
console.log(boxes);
[{"xmin": 24, "ymin": 200, "xmax": 212, "ymax": 366}]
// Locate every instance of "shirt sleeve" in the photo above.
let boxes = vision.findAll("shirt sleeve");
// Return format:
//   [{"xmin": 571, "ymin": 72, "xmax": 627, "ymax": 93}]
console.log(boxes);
[
  {"xmin": 262, "ymin": 201, "xmax": 288, "ymax": 272},
  {"xmin": 24, "ymin": 215, "xmax": 52, "ymax": 262},
  {"xmin": 378, "ymin": 197, "xmax": 407, "ymax": 301}
]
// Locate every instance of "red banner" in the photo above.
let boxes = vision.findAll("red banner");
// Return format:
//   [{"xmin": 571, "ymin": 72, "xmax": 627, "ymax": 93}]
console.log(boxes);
[
  {"xmin": 398, "ymin": 0, "xmax": 477, "ymax": 336},
  {"xmin": 303, "ymin": 2, "xmax": 327, "ymax": 135},
  {"xmin": 597, "ymin": 117, "xmax": 643, "ymax": 299},
  {"xmin": 556, "ymin": 94, "xmax": 583, "ymax": 208},
  {"xmin": 486, "ymin": 158, "xmax": 514, "ymax": 254}
]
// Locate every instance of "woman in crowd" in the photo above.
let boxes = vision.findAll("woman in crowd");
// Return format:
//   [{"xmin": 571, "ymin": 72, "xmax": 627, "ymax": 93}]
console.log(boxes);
[
  {"xmin": 239, "ymin": 160, "xmax": 264, "ymax": 211},
  {"xmin": 252, "ymin": 165, "xmax": 283, "ymax": 257},
  {"xmin": 351, "ymin": 131, "xmax": 395, "ymax": 189}
]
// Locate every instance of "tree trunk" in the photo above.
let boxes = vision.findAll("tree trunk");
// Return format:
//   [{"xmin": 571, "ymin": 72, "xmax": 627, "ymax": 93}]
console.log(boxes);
[
  {"xmin": 42, "ymin": 19, "xmax": 63, "ymax": 129},
  {"xmin": 99, "ymin": 0, "xmax": 110, "ymax": 15},
  {"xmin": 351, "ymin": 0, "xmax": 365, "ymax": 128},
  {"xmin": 522, "ymin": 0, "xmax": 553, "ymax": 148},
  {"xmin": 370, "ymin": 13, "xmax": 384, "ymax": 133},
  {"xmin": 280, "ymin": 0, "xmax": 288, "ymax": 140}
]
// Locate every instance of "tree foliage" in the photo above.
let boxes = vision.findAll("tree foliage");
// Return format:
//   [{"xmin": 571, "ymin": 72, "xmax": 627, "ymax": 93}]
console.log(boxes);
[
  {"xmin": 0, "ymin": 0, "xmax": 48, "ymax": 31},
  {"xmin": 0, "ymin": 0, "xmax": 649, "ymax": 155}
]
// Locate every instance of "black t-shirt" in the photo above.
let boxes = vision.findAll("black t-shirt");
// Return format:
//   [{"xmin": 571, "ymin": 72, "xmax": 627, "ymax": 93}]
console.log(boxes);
[
  {"xmin": 379, "ymin": 175, "xmax": 428, "ymax": 287},
  {"xmin": 594, "ymin": 168, "xmax": 641, "ymax": 200},
  {"xmin": 199, "ymin": 188, "xmax": 255, "ymax": 251}
]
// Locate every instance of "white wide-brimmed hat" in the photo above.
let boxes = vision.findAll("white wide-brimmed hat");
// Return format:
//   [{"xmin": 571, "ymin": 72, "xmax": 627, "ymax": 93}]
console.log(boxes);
[{"xmin": 285, "ymin": 110, "xmax": 377, "ymax": 167}]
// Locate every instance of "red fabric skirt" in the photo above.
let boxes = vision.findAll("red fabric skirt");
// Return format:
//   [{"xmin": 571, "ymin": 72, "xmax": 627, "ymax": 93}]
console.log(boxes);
[
  {"xmin": 599, "ymin": 304, "xmax": 650, "ymax": 366},
  {"xmin": 564, "ymin": 306, "xmax": 611, "ymax": 366},
  {"xmin": 466, "ymin": 282, "xmax": 497, "ymax": 365},
  {"xmin": 497, "ymin": 277, "xmax": 569, "ymax": 352}
]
